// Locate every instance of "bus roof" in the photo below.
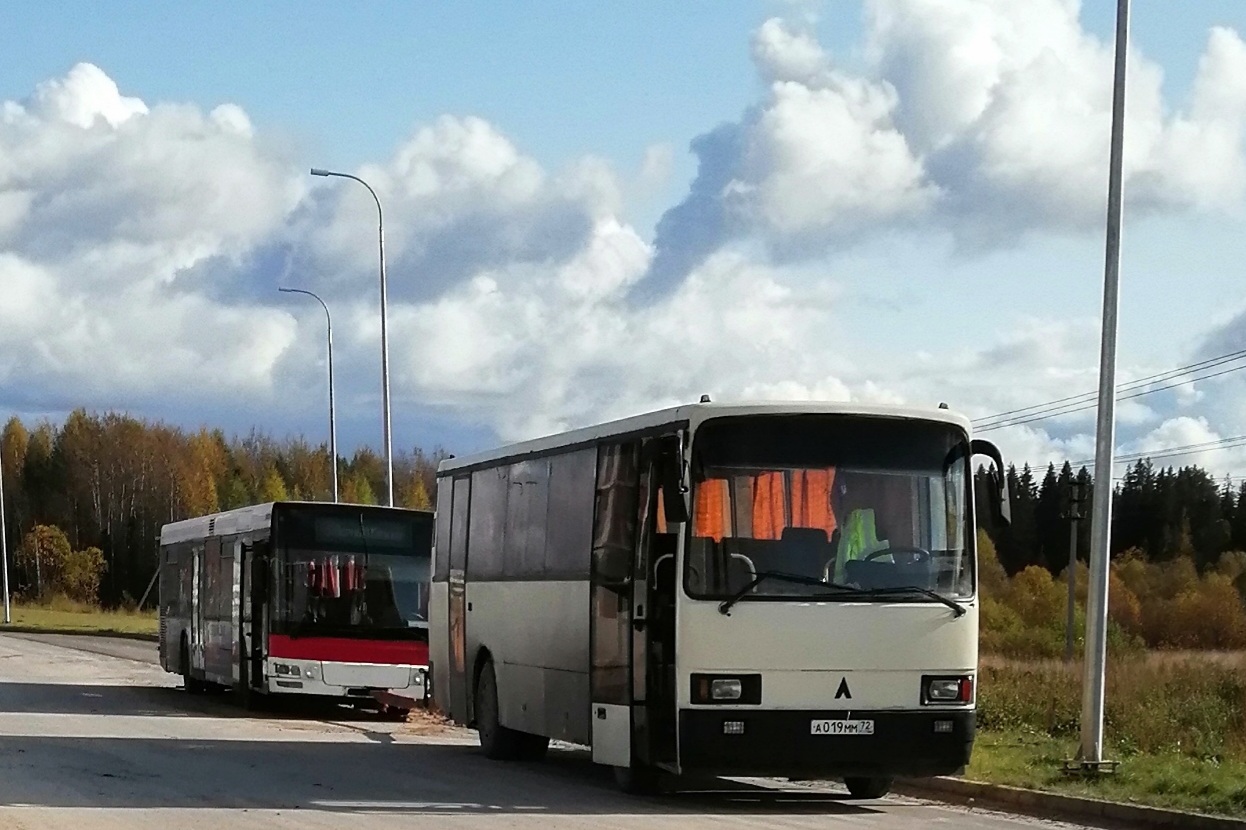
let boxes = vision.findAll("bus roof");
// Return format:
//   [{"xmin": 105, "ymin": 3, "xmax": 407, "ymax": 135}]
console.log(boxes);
[
  {"xmin": 437, "ymin": 401, "xmax": 972, "ymax": 476},
  {"xmin": 158, "ymin": 501, "xmax": 426, "ymax": 546}
]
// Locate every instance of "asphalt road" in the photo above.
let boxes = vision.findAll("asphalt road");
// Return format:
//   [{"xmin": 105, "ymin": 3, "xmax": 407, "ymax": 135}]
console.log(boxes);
[{"xmin": 0, "ymin": 632, "xmax": 1094, "ymax": 829}]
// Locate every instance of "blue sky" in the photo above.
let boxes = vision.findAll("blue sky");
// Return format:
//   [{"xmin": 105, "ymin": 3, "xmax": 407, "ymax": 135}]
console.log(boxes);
[{"xmin": 4, "ymin": 1, "xmax": 1246, "ymax": 477}]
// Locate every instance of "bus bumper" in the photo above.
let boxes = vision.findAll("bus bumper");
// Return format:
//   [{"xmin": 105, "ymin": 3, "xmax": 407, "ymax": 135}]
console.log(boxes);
[{"xmin": 677, "ymin": 709, "xmax": 974, "ymax": 778}]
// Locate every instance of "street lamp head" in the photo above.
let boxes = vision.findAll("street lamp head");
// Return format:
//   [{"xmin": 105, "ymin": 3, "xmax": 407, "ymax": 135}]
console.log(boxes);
[{"xmin": 310, "ymin": 168, "xmax": 331, "ymax": 177}]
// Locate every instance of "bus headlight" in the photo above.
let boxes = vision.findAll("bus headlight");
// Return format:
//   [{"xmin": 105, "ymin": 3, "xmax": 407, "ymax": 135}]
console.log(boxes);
[
  {"xmin": 691, "ymin": 674, "xmax": 761, "ymax": 705},
  {"xmin": 922, "ymin": 675, "xmax": 973, "ymax": 704}
]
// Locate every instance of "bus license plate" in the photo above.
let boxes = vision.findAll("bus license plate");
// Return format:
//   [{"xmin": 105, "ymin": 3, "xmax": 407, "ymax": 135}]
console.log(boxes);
[{"xmin": 811, "ymin": 719, "xmax": 874, "ymax": 736}]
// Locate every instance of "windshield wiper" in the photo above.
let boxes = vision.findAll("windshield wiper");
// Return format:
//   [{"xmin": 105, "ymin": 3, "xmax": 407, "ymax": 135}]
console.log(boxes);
[
  {"xmin": 718, "ymin": 571, "xmax": 855, "ymax": 616},
  {"xmin": 716, "ymin": 571, "xmax": 967, "ymax": 618},
  {"xmin": 859, "ymin": 585, "xmax": 967, "ymax": 617}
]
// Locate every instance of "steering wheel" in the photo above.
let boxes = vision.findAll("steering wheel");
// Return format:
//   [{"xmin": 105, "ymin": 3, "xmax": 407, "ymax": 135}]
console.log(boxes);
[{"xmin": 864, "ymin": 546, "xmax": 931, "ymax": 564}]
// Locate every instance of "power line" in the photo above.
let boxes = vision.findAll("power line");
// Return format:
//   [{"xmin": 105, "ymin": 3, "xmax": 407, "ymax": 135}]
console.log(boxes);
[
  {"xmin": 1068, "ymin": 433, "xmax": 1246, "ymax": 468},
  {"xmin": 976, "ymin": 347, "xmax": 1246, "ymax": 424},
  {"xmin": 973, "ymin": 347, "xmax": 1246, "ymax": 432},
  {"xmin": 976, "ymin": 362, "xmax": 1246, "ymax": 433}
]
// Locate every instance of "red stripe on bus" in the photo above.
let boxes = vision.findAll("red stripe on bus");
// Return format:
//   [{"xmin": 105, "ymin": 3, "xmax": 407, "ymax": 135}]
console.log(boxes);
[{"xmin": 268, "ymin": 635, "xmax": 428, "ymax": 666}]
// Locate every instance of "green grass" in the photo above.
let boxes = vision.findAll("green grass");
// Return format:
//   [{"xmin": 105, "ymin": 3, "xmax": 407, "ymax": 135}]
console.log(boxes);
[
  {"xmin": 969, "ymin": 728, "xmax": 1246, "ymax": 818},
  {"xmin": 970, "ymin": 651, "xmax": 1246, "ymax": 818},
  {"xmin": 6, "ymin": 598, "xmax": 157, "ymax": 639}
]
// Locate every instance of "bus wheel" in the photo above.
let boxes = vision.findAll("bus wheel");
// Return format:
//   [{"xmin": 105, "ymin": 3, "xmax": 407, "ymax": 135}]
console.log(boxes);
[
  {"xmin": 475, "ymin": 659, "xmax": 526, "ymax": 760},
  {"xmin": 843, "ymin": 776, "xmax": 892, "ymax": 799},
  {"xmin": 613, "ymin": 763, "xmax": 661, "ymax": 795}
]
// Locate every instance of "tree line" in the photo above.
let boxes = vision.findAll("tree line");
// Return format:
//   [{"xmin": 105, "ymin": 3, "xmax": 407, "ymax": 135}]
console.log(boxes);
[
  {"xmin": 3, "ymin": 407, "xmax": 1244, "ymax": 614},
  {"xmin": 1, "ymin": 410, "xmax": 443, "ymax": 607},
  {"xmin": 978, "ymin": 460, "xmax": 1246, "ymax": 576}
]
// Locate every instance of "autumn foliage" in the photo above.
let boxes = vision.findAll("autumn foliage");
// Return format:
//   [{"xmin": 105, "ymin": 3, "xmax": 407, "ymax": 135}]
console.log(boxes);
[
  {"xmin": 979, "ymin": 531, "xmax": 1246, "ymax": 655},
  {"xmin": 1, "ymin": 410, "xmax": 443, "ymax": 608}
]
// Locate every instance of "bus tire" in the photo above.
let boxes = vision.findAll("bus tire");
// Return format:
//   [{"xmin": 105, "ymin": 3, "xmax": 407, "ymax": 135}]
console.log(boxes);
[
  {"xmin": 475, "ymin": 659, "xmax": 526, "ymax": 760},
  {"xmin": 613, "ymin": 762, "xmax": 661, "ymax": 795},
  {"xmin": 843, "ymin": 776, "xmax": 892, "ymax": 799}
]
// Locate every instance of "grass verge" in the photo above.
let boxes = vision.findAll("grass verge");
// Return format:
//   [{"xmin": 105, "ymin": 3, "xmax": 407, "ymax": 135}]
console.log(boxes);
[
  {"xmin": 969, "ymin": 728, "xmax": 1246, "ymax": 818},
  {"xmin": 5, "ymin": 600, "xmax": 157, "ymax": 639},
  {"xmin": 972, "ymin": 652, "xmax": 1246, "ymax": 818}
]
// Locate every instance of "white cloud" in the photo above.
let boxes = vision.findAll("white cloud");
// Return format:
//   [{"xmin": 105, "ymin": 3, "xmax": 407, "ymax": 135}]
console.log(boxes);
[
  {"xmin": 0, "ymin": 64, "xmax": 301, "ymax": 407},
  {"xmin": 642, "ymin": 4, "xmax": 1246, "ymax": 294},
  {"xmin": 639, "ymin": 142, "xmax": 675, "ymax": 190},
  {"xmin": 28, "ymin": 63, "xmax": 147, "ymax": 129},
  {"xmin": 1145, "ymin": 27, "xmax": 1246, "ymax": 210},
  {"xmin": 299, "ymin": 115, "xmax": 615, "ymax": 299},
  {"xmin": 868, "ymin": 0, "xmax": 1246, "ymax": 233},
  {"xmin": 395, "ymin": 238, "xmax": 863, "ymax": 442}
]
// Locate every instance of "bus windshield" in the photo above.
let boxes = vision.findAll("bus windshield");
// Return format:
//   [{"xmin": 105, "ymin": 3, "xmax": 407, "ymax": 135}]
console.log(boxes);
[
  {"xmin": 685, "ymin": 416, "xmax": 973, "ymax": 603},
  {"xmin": 273, "ymin": 505, "xmax": 432, "ymax": 638}
]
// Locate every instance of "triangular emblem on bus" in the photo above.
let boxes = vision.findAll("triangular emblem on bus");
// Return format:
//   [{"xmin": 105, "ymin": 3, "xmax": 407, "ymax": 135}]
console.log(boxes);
[{"xmin": 835, "ymin": 677, "xmax": 852, "ymax": 700}]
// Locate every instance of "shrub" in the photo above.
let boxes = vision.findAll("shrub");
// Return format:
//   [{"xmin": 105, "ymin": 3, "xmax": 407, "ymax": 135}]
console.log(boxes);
[
  {"xmin": 1007, "ymin": 566, "xmax": 1066, "ymax": 628},
  {"xmin": 60, "ymin": 546, "xmax": 106, "ymax": 605},
  {"xmin": 978, "ymin": 655, "xmax": 1246, "ymax": 761}
]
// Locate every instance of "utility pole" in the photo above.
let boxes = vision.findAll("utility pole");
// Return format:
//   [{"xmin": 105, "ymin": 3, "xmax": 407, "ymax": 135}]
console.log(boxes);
[
  {"xmin": 1064, "ymin": 479, "xmax": 1083, "ymax": 663},
  {"xmin": 0, "ymin": 440, "xmax": 9, "ymax": 625},
  {"xmin": 1072, "ymin": 0, "xmax": 1130, "ymax": 775}
]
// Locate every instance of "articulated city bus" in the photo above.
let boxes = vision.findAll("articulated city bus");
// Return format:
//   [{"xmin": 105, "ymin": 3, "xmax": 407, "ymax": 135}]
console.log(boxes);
[
  {"xmin": 159, "ymin": 501, "xmax": 434, "ymax": 708},
  {"xmin": 429, "ymin": 402, "xmax": 1009, "ymax": 795}
]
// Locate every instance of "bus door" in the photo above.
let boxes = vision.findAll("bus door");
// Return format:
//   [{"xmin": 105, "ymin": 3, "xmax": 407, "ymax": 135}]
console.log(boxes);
[
  {"xmin": 636, "ymin": 435, "xmax": 684, "ymax": 770},
  {"xmin": 446, "ymin": 476, "xmax": 472, "ymax": 722},
  {"xmin": 590, "ymin": 442, "xmax": 640, "ymax": 768},
  {"xmin": 239, "ymin": 539, "xmax": 269, "ymax": 692},
  {"xmin": 191, "ymin": 543, "xmax": 204, "ymax": 673}
]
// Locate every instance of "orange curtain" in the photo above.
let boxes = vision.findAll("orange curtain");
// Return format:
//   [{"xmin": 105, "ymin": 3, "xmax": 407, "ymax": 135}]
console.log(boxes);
[
  {"xmin": 791, "ymin": 469, "xmax": 837, "ymax": 536},
  {"xmin": 694, "ymin": 479, "xmax": 729, "ymax": 541},
  {"xmin": 751, "ymin": 472, "xmax": 786, "ymax": 540}
]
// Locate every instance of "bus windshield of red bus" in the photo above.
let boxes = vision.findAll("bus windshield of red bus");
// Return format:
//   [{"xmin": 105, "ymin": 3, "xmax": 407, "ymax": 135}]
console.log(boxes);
[{"xmin": 272, "ymin": 506, "xmax": 433, "ymax": 638}]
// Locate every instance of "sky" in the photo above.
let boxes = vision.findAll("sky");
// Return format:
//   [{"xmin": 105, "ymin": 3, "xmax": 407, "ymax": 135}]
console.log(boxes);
[{"xmin": 3, "ymin": 0, "xmax": 1246, "ymax": 481}]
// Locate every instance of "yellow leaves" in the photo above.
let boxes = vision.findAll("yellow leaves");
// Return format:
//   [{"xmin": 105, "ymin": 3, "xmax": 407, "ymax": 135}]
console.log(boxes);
[
  {"xmin": 16, "ymin": 525, "xmax": 105, "ymax": 603},
  {"xmin": 982, "ymin": 543, "xmax": 1246, "ymax": 655}
]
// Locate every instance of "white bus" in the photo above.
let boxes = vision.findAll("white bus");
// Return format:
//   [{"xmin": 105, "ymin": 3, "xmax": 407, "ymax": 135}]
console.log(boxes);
[
  {"xmin": 159, "ymin": 501, "xmax": 434, "ymax": 708},
  {"xmin": 428, "ymin": 402, "xmax": 1009, "ymax": 795}
]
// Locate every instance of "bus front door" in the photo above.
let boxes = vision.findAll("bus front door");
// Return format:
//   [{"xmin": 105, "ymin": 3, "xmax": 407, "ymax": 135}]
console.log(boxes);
[
  {"xmin": 591, "ymin": 439, "xmax": 680, "ymax": 776},
  {"xmin": 635, "ymin": 440, "xmax": 680, "ymax": 771}
]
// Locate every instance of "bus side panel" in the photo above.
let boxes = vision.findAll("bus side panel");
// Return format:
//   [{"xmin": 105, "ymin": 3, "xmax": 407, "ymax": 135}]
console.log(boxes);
[
  {"xmin": 203, "ymin": 536, "xmax": 232, "ymax": 685},
  {"xmin": 469, "ymin": 580, "xmax": 591, "ymax": 744},
  {"xmin": 460, "ymin": 448, "xmax": 597, "ymax": 744}
]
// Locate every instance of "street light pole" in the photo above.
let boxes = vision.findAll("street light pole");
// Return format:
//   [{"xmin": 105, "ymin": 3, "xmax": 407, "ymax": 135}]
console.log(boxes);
[
  {"xmin": 310, "ymin": 168, "xmax": 394, "ymax": 507},
  {"xmin": 1077, "ymin": 0, "xmax": 1131, "ymax": 772},
  {"xmin": 1, "ymin": 436, "xmax": 10, "ymax": 625},
  {"xmin": 279, "ymin": 287, "xmax": 338, "ymax": 503}
]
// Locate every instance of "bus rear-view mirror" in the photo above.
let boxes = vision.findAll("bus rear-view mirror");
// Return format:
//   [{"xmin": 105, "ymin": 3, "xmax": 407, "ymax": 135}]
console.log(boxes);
[
  {"xmin": 659, "ymin": 434, "xmax": 690, "ymax": 525},
  {"xmin": 971, "ymin": 438, "xmax": 1011, "ymax": 526}
]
